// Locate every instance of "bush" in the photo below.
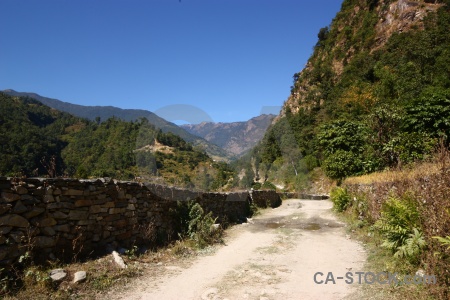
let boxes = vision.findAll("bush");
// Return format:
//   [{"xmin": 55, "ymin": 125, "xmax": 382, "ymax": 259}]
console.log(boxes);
[
  {"xmin": 187, "ymin": 203, "xmax": 222, "ymax": 249},
  {"xmin": 330, "ymin": 187, "xmax": 351, "ymax": 212},
  {"xmin": 323, "ymin": 150, "xmax": 363, "ymax": 182},
  {"xmin": 261, "ymin": 181, "xmax": 277, "ymax": 190},
  {"xmin": 374, "ymin": 195, "xmax": 425, "ymax": 263}
]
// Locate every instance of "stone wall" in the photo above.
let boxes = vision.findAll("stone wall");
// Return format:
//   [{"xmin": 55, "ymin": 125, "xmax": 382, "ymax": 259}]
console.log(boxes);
[
  {"xmin": 280, "ymin": 192, "xmax": 329, "ymax": 200},
  {"xmin": 250, "ymin": 190, "xmax": 282, "ymax": 208},
  {"xmin": 0, "ymin": 177, "xmax": 280, "ymax": 267}
]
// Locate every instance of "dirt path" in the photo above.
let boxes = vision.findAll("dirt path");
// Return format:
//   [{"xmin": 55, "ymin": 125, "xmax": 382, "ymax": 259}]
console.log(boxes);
[{"xmin": 114, "ymin": 199, "xmax": 366, "ymax": 300}]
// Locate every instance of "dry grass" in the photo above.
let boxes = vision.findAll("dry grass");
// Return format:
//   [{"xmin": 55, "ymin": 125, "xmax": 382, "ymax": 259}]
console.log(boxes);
[
  {"xmin": 344, "ymin": 161, "xmax": 443, "ymax": 185},
  {"xmin": 341, "ymin": 146, "xmax": 450, "ymax": 300},
  {"xmin": 1, "ymin": 239, "xmax": 205, "ymax": 300}
]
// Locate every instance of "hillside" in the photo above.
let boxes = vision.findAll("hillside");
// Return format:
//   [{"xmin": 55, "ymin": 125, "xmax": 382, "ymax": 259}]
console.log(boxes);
[
  {"xmin": 181, "ymin": 114, "xmax": 275, "ymax": 157},
  {"xmin": 2, "ymin": 89, "xmax": 232, "ymax": 161},
  {"xmin": 0, "ymin": 92, "xmax": 233, "ymax": 190},
  {"xmin": 251, "ymin": 0, "xmax": 450, "ymax": 190}
]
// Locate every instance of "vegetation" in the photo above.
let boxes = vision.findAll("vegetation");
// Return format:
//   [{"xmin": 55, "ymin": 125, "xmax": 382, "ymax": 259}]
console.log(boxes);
[
  {"xmin": 0, "ymin": 201, "xmax": 223, "ymax": 298},
  {"xmin": 0, "ymin": 92, "xmax": 232, "ymax": 190},
  {"xmin": 247, "ymin": 0, "xmax": 450, "ymax": 188},
  {"xmin": 332, "ymin": 149, "xmax": 450, "ymax": 299}
]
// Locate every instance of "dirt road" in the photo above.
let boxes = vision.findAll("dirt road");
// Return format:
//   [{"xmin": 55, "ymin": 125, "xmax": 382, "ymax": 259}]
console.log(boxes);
[{"xmin": 116, "ymin": 199, "xmax": 366, "ymax": 300}]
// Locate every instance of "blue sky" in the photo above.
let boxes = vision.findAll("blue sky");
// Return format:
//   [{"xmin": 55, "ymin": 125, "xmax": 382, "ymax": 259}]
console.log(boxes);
[{"xmin": 0, "ymin": 0, "xmax": 342, "ymax": 124}]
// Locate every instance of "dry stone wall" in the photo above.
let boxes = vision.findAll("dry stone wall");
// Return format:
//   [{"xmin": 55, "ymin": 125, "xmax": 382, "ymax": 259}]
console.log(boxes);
[{"xmin": 0, "ymin": 177, "xmax": 280, "ymax": 267}]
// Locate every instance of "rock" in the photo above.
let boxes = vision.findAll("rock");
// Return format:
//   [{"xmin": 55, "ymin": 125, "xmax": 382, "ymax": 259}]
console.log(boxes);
[
  {"xmin": 89, "ymin": 205, "xmax": 103, "ymax": 214},
  {"xmin": 43, "ymin": 195, "xmax": 55, "ymax": 203},
  {"xmin": 14, "ymin": 186, "xmax": 28, "ymax": 195},
  {"xmin": 12, "ymin": 200, "xmax": 28, "ymax": 214},
  {"xmin": 63, "ymin": 189, "xmax": 83, "ymax": 196},
  {"xmin": 73, "ymin": 271, "xmax": 87, "ymax": 283},
  {"xmin": 23, "ymin": 207, "xmax": 45, "ymax": 218},
  {"xmin": 9, "ymin": 231, "xmax": 25, "ymax": 243},
  {"xmin": 201, "ymin": 288, "xmax": 219, "ymax": 300},
  {"xmin": 416, "ymin": 269, "xmax": 425, "ymax": 278},
  {"xmin": 1, "ymin": 192, "xmax": 20, "ymax": 203},
  {"xmin": 0, "ymin": 214, "xmax": 30, "ymax": 227},
  {"xmin": 112, "ymin": 251, "xmax": 127, "ymax": 269},
  {"xmin": 0, "ymin": 226, "xmax": 12, "ymax": 234},
  {"xmin": 0, "ymin": 246, "xmax": 11, "ymax": 260},
  {"xmin": 41, "ymin": 226, "xmax": 56, "ymax": 236},
  {"xmin": 68, "ymin": 210, "xmax": 89, "ymax": 220},
  {"xmin": 49, "ymin": 269, "xmax": 67, "ymax": 282},
  {"xmin": 210, "ymin": 224, "xmax": 221, "ymax": 232},
  {"xmin": 35, "ymin": 217, "xmax": 57, "ymax": 227},
  {"xmin": 54, "ymin": 224, "xmax": 71, "ymax": 232},
  {"xmin": 0, "ymin": 204, "xmax": 11, "ymax": 215},
  {"xmin": 75, "ymin": 199, "xmax": 93, "ymax": 207},
  {"xmin": 34, "ymin": 236, "xmax": 56, "ymax": 248},
  {"xmin": 53, "ymin": 211, "xmax": 68, "ymax": 219}
]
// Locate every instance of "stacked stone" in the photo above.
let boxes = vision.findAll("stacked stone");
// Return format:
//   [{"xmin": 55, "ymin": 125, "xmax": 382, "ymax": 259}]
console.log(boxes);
[
  {"xmin": 0, "ymin": 177, "xmax": 260, "ymax": 267},
  {"xmin": 250, "ymin": 190, "xmax": 282, "ymax": 208}
]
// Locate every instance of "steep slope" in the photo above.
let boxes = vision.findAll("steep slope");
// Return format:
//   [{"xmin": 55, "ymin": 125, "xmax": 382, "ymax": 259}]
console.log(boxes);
[
  {"xmin": 2, "ymin": 89, "xmax": 231, "ymax": 161},
  {"xmin": 0, "ymin": 92, "xmax": 233, "ymax": 190},
  {"xmin": 251, "ymin": 0, "xmax": 450, "ymax": 189},
  {"xmin": 182, "ymin": 114, "xmax": 275, "ymax": 157}
]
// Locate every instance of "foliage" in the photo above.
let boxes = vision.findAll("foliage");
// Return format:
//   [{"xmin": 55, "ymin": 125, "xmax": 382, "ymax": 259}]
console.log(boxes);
[
  {"xmin": 0, "ymin": 92, "xmax": 231, "ymax": 190},
  {"xmin": 374, "ymin": 195, "xmax": 425, "ymax": 262},
  {"xmin": 394, "ymin": 228, "xmax": 427, "ymax": 263},
  {"xmin": 433, "ymin": 235, "xmax": 450, "ymax": 251},
  {"xmin": 330, "ymin": 187, "xmax": 351, "ymax": 212},
  {"xmin": 261, "ymin": 181, "xmax": 277, "ymax": 191},
  {"xmin": 322, "ymin": 150, "xmax": 363, "ymax": 182},
  {"xmin": 172, "ymin": 201, "xmax": 222, "ymax": 249},
  {"xmin": 252, "ymin": 2, "xmax": 450, "ymax": 184}
]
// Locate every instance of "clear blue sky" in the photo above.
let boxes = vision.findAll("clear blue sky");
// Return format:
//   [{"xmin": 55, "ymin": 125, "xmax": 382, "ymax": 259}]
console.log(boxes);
[{"xmin": 0, "ymin": 0, "xmax": 342, "ymax": 124}]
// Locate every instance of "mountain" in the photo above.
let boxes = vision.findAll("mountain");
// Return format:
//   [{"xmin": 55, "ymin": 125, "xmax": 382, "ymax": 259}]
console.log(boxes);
[
  {"xmin": 181, "ymin": 114, "xmax": 275, "ymax": 157},
  {"xmin": 251, "ymin": 0, "xmax": 450, "ymax": 189},
  {"xmin": 0, "ymin": 92, "xmax": 234, "ymax": 190},
  {"xmin": 1, "ymin": 89, "xmax": 231, "ymax": 161}
]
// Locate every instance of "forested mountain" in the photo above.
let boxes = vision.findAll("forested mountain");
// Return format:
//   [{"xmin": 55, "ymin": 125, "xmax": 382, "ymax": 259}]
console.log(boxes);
[
  {"xmin": 181, "ymin": 114, "xmax": 275, "ymax": 157},
  {"xmin": 2, "ymin": 89, "xmax": 231, "ymax": 161},
  {"xmin": 0, "ymin": 92, "xmax": 233, "ymax": 190},
  {"xmin": 250, "ymin": 0, "xmax": 450, "ymax": 190}
]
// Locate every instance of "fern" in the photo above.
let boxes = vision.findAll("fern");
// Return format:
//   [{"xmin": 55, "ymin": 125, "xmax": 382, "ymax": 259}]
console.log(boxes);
[
  {"xmin": 330, "ymin": 187, "xmax": 351, "ymax": 212},
  {"xmin": 375, "ymin": 195, "xmax": 423, "ymax": 262},
  {"xmin": 433, "ymin": 236, "xmax": 450, "ymax": 251},
  {"xmin": 394, "ymin": 228, "xmax": 426, "ymax": 262}
]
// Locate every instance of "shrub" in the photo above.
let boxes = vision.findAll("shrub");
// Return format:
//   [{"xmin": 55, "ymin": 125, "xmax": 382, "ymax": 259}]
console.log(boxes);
[
  {"xmin": 187, "ymin": 203, "xmax": 222, "ymax": 249},
  {"xmin": 374, "ymin": 194, "xmax": 425, "ymax": 262},
  {"xmin": 330, "ymin": 187, "xmax": 351, "ymax": 212},
  {"xmin": 261, "ymin": 181, "xmax": 277, "ymax": 190}
]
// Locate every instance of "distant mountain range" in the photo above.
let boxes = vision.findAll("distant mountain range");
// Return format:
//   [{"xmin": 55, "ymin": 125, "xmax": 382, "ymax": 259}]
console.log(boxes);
[
  {"xmin": 2, "ymin": 89, "xmax": 274, "ymax": 160},
  {"xmin": 2, "ymin": 89, "xmax": 231, "ymax": 161},
  {"xmin": 182, "ymin": 114, "xmax": 275, "ymax": 157}
]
